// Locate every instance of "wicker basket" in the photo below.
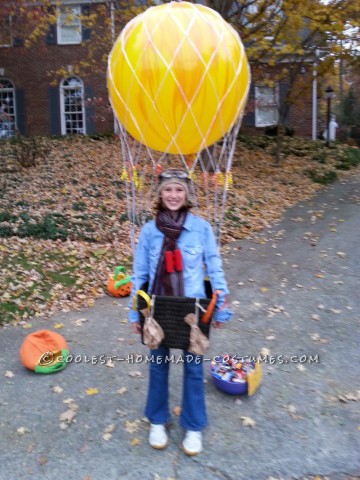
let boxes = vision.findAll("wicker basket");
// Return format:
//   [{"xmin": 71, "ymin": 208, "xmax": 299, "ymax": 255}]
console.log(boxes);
[{"xmin": 137, "ymin": 286, "xmax": 213, "ymax": 350}]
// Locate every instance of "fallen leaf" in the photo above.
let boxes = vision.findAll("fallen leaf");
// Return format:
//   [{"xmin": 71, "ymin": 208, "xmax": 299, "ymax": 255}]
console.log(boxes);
[
  {"xmin": 59, "ymin": 409, "xmax": 77, "ymax": 424},
  {"xmin": 52, "ymin": 386, "xmax": 63, "ymax": 394},
  {"xmin": 311, "ymin": 314, "xmax": 320, "ymax": 321},
  {"xmin": 38, "ymin": 457, "xmax": 48, "ymax": 465},
  {"xmin": 106, "ymin": 360, "xmax": 115, "ymax": 368},
  {"xmin": 68, "ymin": 402, "xmax": 79, "ymax": 411},
  {"xmin": 128, "ymin": 371, "xmax": 143, "ymax": 378},
  {"xmin": 285, "ymin": 404, "xmax": 300, "ymax": 419},
  {"xmin": 124, "ymin": 420, "xmax": 140, "ymax": 434},
  {"xmin": 336, "ymin": 252, "xmax": 346, "ymax": 258},
  {"xmin": 130, "ymin": 438, "xmax": 141, "ymax": 446},
  {"xmin": 240, "ymin": 416, "xmax": 256, "ymax": 428},
  {"xmin": 74, "ymin": 317, "xmax": 88, "ymax": 326},
  {"xmin": 5, "ymin": 371, "xmax": 14, "ymax": 378},
  {"xmin": 103, "ymin": 424, "xmax": 116, "ymax": 434},
  {"xmin": 117, "ymin": 387, "xmax": 128, "ymax": 395},
  {"xmin": 53, "ymin": 323, "xmax": 64, "ymax": 329},
  {"xmin": 102, "ymin": 433, "xmax": 112, "ymax": 441},
  {"xmin": 310, "ymin": 333, "xmax": 329, "ymax": 344},
  {"xmin": 297, "ymin": 364, "xmax": 306, "ymax": 372},
  {"xmin": 116, "ymin": 409, "xmax": 127, "ymax": 417},
  {"xmin": 17, "ymin": 427, "xmax": 29, "ymax": 436},
  {"xmin": 346, "ymin": 391, "xmax": 360, "ymax": 401},
  {"xmin": 85, "ymin": 387, "xmax": 99, "ymax": 395},
  {"xmin": 260, "ymin": 347, "xmax": 270, "ymax": 356}
]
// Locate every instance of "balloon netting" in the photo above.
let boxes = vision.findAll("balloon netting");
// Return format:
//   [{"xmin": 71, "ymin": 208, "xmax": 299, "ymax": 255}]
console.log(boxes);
[{"xmin": 118, "ymin": 113, "xmax": 244, "ymax": 254}]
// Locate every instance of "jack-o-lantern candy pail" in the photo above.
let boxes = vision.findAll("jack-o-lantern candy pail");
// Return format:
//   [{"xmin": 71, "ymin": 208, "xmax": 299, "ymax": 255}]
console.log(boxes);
[
  {"xmin": 19, "ymin": 330, "xmax": 69, "ymax": 374},
  {"xmin": 107, "ymin": 266, "xmax": 132, "ymax": 297}
]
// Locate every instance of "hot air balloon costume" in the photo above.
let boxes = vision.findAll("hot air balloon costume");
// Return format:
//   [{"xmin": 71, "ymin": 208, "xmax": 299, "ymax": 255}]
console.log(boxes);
[{"xmin": 107, "ymin": 1, "xmax": 250, "ymax": 455}]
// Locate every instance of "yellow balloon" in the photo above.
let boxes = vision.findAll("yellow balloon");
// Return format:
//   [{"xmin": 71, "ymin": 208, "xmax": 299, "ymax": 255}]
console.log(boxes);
[{"xmin": 107, "ymin": 1, "xmax": 250, "ymax": 155}]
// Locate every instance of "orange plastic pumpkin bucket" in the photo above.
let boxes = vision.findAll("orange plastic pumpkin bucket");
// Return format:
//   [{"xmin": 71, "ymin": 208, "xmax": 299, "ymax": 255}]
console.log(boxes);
[
  {"xmin": 107, "ymin": 266, "xmax": 132, "ymax": 297},
  {"xmin": 19, "ymin": 330, "xmax": 69, "ymax": 374}
]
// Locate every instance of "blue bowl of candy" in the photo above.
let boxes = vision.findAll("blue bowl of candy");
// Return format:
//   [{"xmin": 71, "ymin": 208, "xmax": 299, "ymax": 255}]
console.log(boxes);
[{"xmin": 210, "ymin": 355, "xmax": 259, "ymax": 396}]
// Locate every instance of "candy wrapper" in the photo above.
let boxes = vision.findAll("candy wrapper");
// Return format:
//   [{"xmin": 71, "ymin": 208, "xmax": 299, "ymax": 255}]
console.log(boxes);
[{"xmin": 210, "ymin": 354, "xmax": 262, "ymax": 396}]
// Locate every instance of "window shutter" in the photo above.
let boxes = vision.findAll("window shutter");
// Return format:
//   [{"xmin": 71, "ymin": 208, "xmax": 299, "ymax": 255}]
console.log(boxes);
[
  {"xmin": 279, "ymin": 82, "xmax": 290, "ymax": 125},
  {"xmin": 15, "ymin": 89, "xmax": 26, "ymax": 134},
  {"xmin": 85, "ymin": 86, "xmax": 96, "ymax": 135},
  {"xmin": 82, "ymin": 5, "xmax": 91, "ymax": 42},
  {"xmin": 49, "ymin": 87, "xmax": 61, "ymax": 135},
  {"xmin": 45, "ymin": 6, "xmax": 57, "ymax": 45},
  {"xmin": 243, "ymin": 82, "xmax": 255, "ymax": 127}
]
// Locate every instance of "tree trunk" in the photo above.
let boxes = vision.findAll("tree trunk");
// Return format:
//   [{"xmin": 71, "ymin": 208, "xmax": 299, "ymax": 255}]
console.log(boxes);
[{"xmin": 275, "ymin": 124, "xmax": 282, "ymax": 165}]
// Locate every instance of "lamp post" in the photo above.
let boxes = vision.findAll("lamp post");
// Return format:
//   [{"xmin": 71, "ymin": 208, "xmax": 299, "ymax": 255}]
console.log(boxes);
[{"xmin": 325, "ymin": 85, "xmax": 335, "ymax": 147}]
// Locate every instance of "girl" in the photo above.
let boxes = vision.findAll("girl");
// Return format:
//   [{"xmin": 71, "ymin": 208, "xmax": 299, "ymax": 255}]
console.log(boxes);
[{"xmin": 128, "ymin": 169, "xmax": 232, "ymax": 455}]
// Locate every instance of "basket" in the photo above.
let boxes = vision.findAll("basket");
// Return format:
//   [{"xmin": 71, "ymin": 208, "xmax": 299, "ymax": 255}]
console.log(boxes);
[
  {"xmin": 137, "ymin": 288, "xmax": 213, "ymax": 351},
  {"xmin": 210, "ymin": 357, "xmax": 262, "ymax": 396},
  {"xmin": 210, "ymin": 368, "xmax": 248, "ymax": 395}
]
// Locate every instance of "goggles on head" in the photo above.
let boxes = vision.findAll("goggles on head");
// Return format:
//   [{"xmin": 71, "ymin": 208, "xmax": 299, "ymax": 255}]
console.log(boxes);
[{"xmin": 159, "ymin": 169, "xmax": 189, "ymax": 180}]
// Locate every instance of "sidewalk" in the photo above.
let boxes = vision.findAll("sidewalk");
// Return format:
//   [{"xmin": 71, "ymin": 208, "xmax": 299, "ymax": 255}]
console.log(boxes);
[{"xmin": 0, "ymin": 170, "xmax": 359, "ymax": 480}]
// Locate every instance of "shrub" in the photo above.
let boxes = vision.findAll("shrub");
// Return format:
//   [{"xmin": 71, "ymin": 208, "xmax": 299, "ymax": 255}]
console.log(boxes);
[
  {"xmin": 9, "ymin": 135, "xmax": 52, "ymax": 168},
  {"xmin": 0, "ymin": 211, "xmax": 16, "ymax": 222},
  {"xmin": 343, "ymin": 147, "xmax": 360, "ymax": 167},
  {"xmin": 311, "ymin": 151, "xmax": 327, "ymax": 164},
  {"xmin": 72, "ymin": 202, "xmax": 86, "ymax": 212},
  {"xmin": 304, "ymin": 169, "xmax": 338, "ymax": 184},
  {"xmin": 335, "ymin": 147, "xmax": 360, "ymax": 170}
]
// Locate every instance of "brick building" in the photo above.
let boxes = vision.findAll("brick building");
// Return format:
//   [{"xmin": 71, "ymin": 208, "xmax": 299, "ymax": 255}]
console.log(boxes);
[{"xmin": 0, "ymin": 0, "xmax": 315, "ymax": 140}]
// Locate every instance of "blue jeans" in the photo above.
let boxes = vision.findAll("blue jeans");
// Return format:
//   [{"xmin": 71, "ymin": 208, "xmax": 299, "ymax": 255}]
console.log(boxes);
[{"xmin": 145, "ymin": 346, "xmax": 208, "ymax": 431}]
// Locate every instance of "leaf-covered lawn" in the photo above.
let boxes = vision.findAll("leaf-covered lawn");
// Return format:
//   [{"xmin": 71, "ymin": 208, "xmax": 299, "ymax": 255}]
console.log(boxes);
[{"xmin": 0, "ymin": 135, "xmax": 358, "ymax": 324}]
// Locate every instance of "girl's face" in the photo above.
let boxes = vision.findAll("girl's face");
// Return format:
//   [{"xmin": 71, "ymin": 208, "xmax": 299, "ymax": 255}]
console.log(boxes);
[{"xmin": 160, "ymin": 183, "xmax": 187, "ymax": 211}]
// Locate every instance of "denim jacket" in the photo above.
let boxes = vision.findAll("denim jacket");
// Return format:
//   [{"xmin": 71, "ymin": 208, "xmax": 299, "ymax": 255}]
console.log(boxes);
[{"xmin": 128, "ymin": 212, "xmax": 233, "ymax": 323}]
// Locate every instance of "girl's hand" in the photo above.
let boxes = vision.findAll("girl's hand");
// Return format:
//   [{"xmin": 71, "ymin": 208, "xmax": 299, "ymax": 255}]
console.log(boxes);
[{"xmin": 132, "ymin": 322, "xmax": 141, "ymax": 334}]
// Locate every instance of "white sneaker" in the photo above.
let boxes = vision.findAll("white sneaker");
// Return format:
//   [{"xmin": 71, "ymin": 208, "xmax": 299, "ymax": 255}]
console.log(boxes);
[
  {"xmin": 182, "ymin": 430, "xmax": 202, "ymax": 456},
  {"xmin": 149, "ymin": 424, "xmax": 168, "ymax": 449}
]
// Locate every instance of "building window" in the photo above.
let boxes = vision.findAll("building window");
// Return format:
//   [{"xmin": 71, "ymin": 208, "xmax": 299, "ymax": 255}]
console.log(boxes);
[
  {"xmin": 255, "ymin": 84, "xmax": 279, "ymax": 127},
  {"xmin": 0, "ymin": 15, "xmax": 12, "ymax": 47},
  {"xmin": 57, "ymin": 5, "xmax": 82, "ymax": 45},
  {"xmin": 60, "ymin": 77, "xmax": 86, "ymax": 135},
  {"xmin": 0, "ymin": 79, "xmax": 16, "ymax": 138}
]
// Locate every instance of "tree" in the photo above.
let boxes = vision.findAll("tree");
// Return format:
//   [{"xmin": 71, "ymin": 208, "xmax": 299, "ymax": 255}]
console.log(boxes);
[
  {"xmin": 2, "ymin": 0, "xmax": 359, "ymax": 149},
  {"xmin": 202, "ymin": 0, "xmax": 359, "ymax": 161}
]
